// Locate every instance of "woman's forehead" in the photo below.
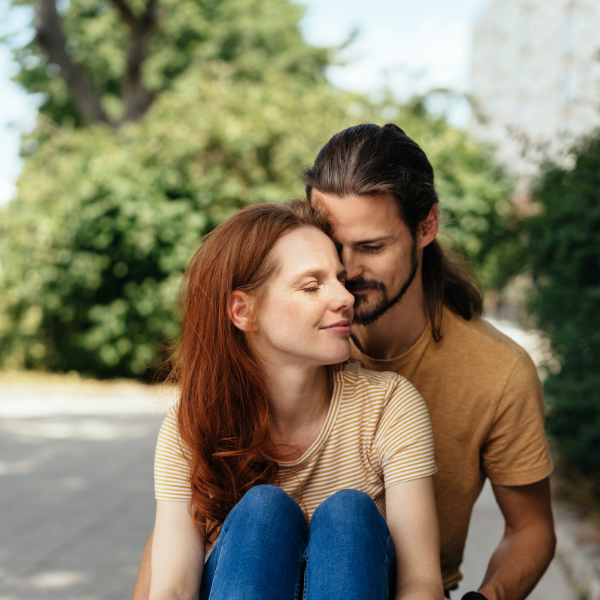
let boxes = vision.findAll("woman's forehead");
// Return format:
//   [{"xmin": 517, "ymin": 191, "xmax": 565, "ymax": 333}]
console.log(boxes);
[{"xmin": 271, "ymin": 227, "xmax": 340, "ymax": 278}]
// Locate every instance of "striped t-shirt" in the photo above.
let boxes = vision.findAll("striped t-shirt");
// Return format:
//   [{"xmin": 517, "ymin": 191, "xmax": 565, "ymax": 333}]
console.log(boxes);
[{"xmin": 154, "ymin": 363, "xmax": 436, "ymax": 521}]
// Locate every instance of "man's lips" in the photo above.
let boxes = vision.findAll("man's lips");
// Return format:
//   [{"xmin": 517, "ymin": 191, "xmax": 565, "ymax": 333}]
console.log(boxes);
[{"xmin": 320, "ymin": 320, "xmax": 352, "ymax": 334}]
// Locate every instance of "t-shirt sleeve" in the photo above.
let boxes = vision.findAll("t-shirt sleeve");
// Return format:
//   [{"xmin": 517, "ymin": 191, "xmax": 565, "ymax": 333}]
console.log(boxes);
[
  {"xmin": 154, "ymin": 408, "xmax": 193, "ymax": 501},
  {"xmin": 481, "ymin": 352, "xmax": 553, "ymax": 486},
  {"xmin": 374, "ymin": 376, "xmax": 437, "ymax": 487}
]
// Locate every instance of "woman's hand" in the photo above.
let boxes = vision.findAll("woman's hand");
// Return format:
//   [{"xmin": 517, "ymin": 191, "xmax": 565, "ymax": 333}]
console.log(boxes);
[
  {"xmin": 149, "ymin": 500, "xmax": 205, "ymax": 600},
  {"xmin": 386, "ymin": 476, "xmax": 444, "ymax": 600}
]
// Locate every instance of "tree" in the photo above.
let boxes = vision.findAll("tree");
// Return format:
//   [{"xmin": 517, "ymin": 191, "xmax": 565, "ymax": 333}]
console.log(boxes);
[
  {"xmin": 0, "ymin": 1, "xmax": 515, "ymax": 377},
  {"xmin": 515, "ymin": 131, "xmax": 600, "ymax": 488},
  {"xmin": 9, "ymin": 0, "xmax": 329, "ymax": 126},
  {"xmin": 396, "ymin": 98, "xmax": 515, "ymax": 291}
]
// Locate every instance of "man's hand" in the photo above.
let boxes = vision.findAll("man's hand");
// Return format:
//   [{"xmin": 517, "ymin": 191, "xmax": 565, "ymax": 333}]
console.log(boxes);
[{"xmin": 477, "ymin": 477, "xmax": 556, "ymax": 600}]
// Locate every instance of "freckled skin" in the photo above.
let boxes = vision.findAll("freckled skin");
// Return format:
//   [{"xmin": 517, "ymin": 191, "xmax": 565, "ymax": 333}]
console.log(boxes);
[{"xmin": 253, "ymin": 227, "xmax": 355, "ymax": 369}]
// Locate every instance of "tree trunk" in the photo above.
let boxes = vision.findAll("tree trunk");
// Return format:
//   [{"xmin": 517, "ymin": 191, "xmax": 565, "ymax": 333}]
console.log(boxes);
[
  {"xmin": 113, "ymin": 0, "xmax": 158, "ymax": 122},
  {"xmin": 36, "ymin": 0, "xmax": 109, "ymax": 124}
]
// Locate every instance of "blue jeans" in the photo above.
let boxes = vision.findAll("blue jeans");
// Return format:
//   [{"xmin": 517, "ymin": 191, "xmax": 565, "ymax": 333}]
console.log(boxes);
[{"xmin": 199, "ymin": 485, "xmax": 396, "ymax": 600}]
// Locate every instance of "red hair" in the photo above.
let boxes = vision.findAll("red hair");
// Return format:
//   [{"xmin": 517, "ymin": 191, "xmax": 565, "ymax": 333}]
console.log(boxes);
[{"xmin": 171, "ymin": 200, "xmax": 332, "ymax": 541}]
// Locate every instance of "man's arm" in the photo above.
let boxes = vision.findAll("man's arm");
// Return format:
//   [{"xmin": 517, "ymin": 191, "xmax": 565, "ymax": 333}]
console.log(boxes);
[
  {"xmin": 477, "ymin": 477, "xmax": 556, "ymax": 600},
  {"xmin": 132, "ymin": 530, "xmax": 153, "ymax": 600}
]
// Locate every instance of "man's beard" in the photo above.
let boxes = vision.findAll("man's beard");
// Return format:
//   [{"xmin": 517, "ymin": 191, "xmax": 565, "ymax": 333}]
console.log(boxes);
[{"xmin": 346, "ymin": 244, "xmax": 418, "ymax": 327}]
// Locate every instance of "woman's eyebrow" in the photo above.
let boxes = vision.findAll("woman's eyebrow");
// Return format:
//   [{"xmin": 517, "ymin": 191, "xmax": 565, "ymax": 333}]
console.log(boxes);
[
  {"xmin": 290, "ymin": 268, "xmax": 327, "ymax": 285},
  {"xmin": 290, "ymin": 267, "xmax": 346, "ymax": 285}
]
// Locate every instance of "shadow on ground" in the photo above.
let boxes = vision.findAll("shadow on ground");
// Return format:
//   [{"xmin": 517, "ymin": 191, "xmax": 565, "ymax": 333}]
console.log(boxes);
[{"xmin": 0, "ymin": 413, "xmax": 161, "ymax": 600}]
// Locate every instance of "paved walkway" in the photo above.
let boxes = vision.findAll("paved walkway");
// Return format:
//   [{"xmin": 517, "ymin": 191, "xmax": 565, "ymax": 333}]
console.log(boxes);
[
  {"xmin": 458, "ymin": 480, "xmax": 573, "ymax": 600},
  {"xmin": 0, "ymin": 374, "xmax": 575, "ymax": 600}
]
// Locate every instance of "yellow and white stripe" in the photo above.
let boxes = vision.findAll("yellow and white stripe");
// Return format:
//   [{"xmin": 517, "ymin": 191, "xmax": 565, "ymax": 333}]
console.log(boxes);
[{"xmin": 154, "ymin": 363, "xmax": 436, "ymax": 521}]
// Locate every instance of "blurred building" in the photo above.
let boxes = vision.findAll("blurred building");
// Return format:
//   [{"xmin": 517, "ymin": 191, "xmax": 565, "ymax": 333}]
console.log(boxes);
[{"xmin": 470, "ymin": 0, "xmax": 600, "ymax": 180}]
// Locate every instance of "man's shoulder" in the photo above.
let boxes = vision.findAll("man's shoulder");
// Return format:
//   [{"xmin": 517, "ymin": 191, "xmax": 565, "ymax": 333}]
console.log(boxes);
[
  {"xmin": 442, "ymin": 309, "xmax": 531, "ymax": 368},
  {"xmin": 417, "ymin": 308, "xmax": 542, "ymax": 398},
  {"xmin": 349, "ymin": 308, "xmax": 540, "ymax": 393}
]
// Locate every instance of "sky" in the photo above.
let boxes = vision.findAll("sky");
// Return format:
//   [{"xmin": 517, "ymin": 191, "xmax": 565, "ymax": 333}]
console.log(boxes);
[{"xmin": 0, "ymin": 0, "xmax": 491, "ymax": 205}]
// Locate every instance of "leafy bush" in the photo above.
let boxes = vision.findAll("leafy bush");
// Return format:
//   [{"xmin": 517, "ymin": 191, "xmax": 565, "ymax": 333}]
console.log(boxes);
[
  {"xmin": 517, "ymin": 132, "xmax": 600, "ymax": 482},
  {"xmin": 0, "ymin": 1, "xmax": 515, "ymax": 378},
  {"xmin": 0, "ymin": 65, "xmax": 352, "ymax": 376}
]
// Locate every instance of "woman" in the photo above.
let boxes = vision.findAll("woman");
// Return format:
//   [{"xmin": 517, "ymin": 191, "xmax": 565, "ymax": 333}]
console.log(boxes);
[{"xmin": 150, "ymin": 200, "xmax": 442, "ymax": 600}]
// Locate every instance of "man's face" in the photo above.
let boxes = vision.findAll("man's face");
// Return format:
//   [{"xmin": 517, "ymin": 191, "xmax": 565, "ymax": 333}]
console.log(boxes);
[{"xmin": 312, "ymin": 191, "xmax": 418, "ymax": 326}]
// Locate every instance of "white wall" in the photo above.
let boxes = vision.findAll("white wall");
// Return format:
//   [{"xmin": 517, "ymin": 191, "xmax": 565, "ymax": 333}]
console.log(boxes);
[{"xmin": 470, "ymin": 0, "xmax": 600, "ymax": 180}]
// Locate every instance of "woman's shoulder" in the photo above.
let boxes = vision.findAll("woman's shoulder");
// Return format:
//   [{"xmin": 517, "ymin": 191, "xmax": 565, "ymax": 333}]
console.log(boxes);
[
  {"xmin": 156, "ymin": 406, "xmax": 188, "ymax": 454},
  {"xmin": 159, "ymin": 405, "xmax": 178, "ymax": 432},
  {"xmin": 338, "ymin": 363, "xmax": 418, "ymax": 402}
]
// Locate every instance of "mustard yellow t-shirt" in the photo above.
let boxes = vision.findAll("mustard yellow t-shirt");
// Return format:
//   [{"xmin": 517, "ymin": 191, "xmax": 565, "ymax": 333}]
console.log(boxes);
[{"xmin": 350, "ymin": 307, "xmax": 553, "ymax": 589}]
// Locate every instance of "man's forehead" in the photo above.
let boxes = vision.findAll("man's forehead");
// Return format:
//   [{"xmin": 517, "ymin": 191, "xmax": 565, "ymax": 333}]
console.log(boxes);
[{"xmin": 311, "ymin": 190, "xmax": 405, "ymax": 241}]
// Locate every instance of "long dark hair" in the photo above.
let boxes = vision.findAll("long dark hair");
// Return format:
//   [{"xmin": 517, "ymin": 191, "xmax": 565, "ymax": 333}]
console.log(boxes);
[
  {"xmin": 303, "ymin": 123, "xmax": 483, "ymax": 341},
  {"xmin": 172, "ymin": 200, "xmax": 332, "ymax": 541}
]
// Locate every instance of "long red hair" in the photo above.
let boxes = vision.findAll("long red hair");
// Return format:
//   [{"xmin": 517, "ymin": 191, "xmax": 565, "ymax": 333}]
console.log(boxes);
[{"xmin": 171, "ymin": 200, "xmax": 332, "ymax": 541}]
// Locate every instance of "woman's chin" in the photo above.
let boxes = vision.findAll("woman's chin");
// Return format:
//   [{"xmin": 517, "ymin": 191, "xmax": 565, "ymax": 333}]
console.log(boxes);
[{"xmin": 319, "ymin": 340, "xmax": 352, "ymax": 365}]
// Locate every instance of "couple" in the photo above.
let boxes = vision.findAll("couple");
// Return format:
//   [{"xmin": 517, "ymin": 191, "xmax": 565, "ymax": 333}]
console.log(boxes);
[{"xmin": 138, "ymin": 124, "xmax": 555, "ymax": 600}]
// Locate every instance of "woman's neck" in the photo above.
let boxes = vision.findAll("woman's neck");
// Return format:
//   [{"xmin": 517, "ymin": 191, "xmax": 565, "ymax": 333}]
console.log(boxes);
[{"xmin": 263, "ymin": 362, "xmax": 331, "ymax": 457}]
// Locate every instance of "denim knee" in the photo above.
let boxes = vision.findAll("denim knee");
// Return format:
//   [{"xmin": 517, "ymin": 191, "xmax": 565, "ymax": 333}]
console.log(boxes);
[
  {"xmin": 202, "ymin": 485, "xmax": 308, "ymax": 600},
  {"xmin": 312, "ymin": 489, "xmax": 380, "ymax": 523},
  {"xmin": 310, "ymin": 489, "xmax": 390, "ymax": 545},
  {"xmin": 224, "ymin": 484, "xmax": 305, "ymax": 531},
  {"xmin": 305, "ymin": 490, "xmax": 396, "ymax": 599}
]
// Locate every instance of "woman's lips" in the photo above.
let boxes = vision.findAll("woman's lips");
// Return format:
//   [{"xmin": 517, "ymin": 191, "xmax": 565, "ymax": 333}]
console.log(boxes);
[{"xmin": 321, "ymin": 321, "xmax": 352, "ymax": 334}]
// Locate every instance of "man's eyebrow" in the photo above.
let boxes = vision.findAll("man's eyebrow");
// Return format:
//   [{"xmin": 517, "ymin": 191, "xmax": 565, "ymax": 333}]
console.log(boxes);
[{"xmin": 349, "ymin": 235, "xmax": 393, "ymax": 245}]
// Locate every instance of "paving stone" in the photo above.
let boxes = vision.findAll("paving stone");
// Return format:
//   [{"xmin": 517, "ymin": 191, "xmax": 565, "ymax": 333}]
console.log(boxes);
[
  {"xmin": 0, "ymin": 386, "xmax": 577, "ymax": 600},
  {"xmin": 458, "ymin": 480, "xmax": 574, "ymax": 600}
]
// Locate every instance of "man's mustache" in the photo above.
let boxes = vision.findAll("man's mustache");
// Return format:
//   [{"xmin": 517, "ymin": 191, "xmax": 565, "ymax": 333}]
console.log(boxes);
[{"xmin": 345, "ymin": 278, "xmax": 387, "ymax": 294}]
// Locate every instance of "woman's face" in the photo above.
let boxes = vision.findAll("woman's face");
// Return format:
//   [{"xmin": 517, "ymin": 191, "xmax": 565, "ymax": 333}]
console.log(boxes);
[{"xmin": 253, "ymin": 226, "xmax": 355, "ymax": 368}]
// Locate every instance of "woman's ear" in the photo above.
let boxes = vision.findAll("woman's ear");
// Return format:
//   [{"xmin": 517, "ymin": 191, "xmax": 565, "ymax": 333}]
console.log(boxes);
[{"xmin": 228, "ymin": 291, "xmax": 254, "ymax": 331}]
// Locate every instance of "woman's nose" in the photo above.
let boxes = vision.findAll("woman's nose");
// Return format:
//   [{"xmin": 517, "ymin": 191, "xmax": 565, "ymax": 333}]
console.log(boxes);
[{"xmin": 335, "ymin": 280, "xmax": 355, "ymax": 310}]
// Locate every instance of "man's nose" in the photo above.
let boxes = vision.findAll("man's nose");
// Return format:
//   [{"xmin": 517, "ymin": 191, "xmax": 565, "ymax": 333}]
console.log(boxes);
[{"xmin": 341, "ymin": 249, "xmax": 363, "ymax": 280}]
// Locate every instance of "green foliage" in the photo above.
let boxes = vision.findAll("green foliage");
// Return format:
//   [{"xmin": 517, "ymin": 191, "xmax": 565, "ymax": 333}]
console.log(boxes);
[
  {"xmin": 517, "ymin": 132, "xmax": 600, "ymax": 480},
  {"xmin": 0, "ymin": 2, "xmax": 515, "ymax": 378},
  {"xmin": 10, "ymin": 0, "xmax": 329, "ymax": 125},
  {"xmin": 394, "ymin": 98, "xmax": 515, "ymax": 290},
  {"xmin": 0, "ymin": 64, "xmax": 352, "ymax": 376}
]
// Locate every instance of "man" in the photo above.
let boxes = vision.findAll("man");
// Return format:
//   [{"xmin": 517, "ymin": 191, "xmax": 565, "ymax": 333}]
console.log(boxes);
[
  {"xmin": 132, "ymin": 123, "xmax": 555, "ymax": 600},
  {"xmin": 304, "ymin": 123, "xmax": 555, "ymax": 600}
]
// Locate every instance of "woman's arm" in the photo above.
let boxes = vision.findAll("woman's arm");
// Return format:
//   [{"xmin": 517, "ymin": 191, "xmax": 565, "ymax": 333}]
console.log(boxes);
[
  {"xmin": 132, "ymin": 530, "xmax": 153, "ymax": 600},
  {"xmin": 386, "ymin": 476, "xmax": 443, "ymax": 600},
  {"xmin": 149, "ymin": 500, "xmax": 205, "ymax": 600}
]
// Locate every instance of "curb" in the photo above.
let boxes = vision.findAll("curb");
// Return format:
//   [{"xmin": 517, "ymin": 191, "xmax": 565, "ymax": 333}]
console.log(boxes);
[{"xmin": 554, "ymin": 504, "xmax": 600, "ymax": 600}]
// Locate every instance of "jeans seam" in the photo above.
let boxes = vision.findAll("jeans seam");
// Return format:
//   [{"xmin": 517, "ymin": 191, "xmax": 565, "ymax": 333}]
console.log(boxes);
[
  {"xmin": 302, "ymin": 549, "xmax": 309, "ymax": 600},
  {"xmin": 384, "ymin": 534, "xmax": 394, "ymax": 569},
  {"xmin": 292, "ymin": 551, "xmax": 303, "ymax": 600}
]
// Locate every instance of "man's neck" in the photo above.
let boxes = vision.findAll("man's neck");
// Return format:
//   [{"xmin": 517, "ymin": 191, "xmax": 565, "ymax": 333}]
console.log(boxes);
[{"xmin": 352, "ymin": 278, "xmax": 429, "ymax": 360}]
